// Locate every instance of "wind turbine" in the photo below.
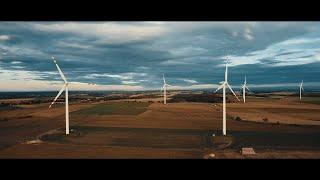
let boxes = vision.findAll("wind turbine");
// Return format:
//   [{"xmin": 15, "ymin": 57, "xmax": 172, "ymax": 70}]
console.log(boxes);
[
  {"xmin": 214, "ymin": 58, "xmax": 240, "ymax": 136},
  {"xmin": 49, "ymin": 56, "xmax": 70, "ymax": 135},
  {"xmin": 299, "ymin": 80, "xmax": 304, "ymax": 100},
  {"xmin": 161, "ymin": 74, "xmax": 171, "ymax": 105},
  {"xmin": 241, "ymin": 76, "xmax": 250, "ymax": 103}
]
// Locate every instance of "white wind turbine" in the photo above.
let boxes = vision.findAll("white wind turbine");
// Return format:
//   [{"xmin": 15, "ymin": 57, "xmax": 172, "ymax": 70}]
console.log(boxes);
[
  {"xmin": 241, "ymin": 76, "xmax": 250, "ymax": 103},
  {"xmin": 214, "ymin": 58, "xmax": 240, "ymax": 136},
  {"xmin": 299, "ymin": 80, "xmax": 304, "ymax": 100},
  {"xmin": 49, "ymin": 56, "xmax": 70, "ymax": 135},
  {"xmin": 161, "ymin": 74, "xmax": 171, "ymax": 105}
]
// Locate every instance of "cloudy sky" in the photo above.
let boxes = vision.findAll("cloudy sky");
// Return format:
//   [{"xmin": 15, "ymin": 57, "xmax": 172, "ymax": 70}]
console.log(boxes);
[{"xmin": 0, "ymin": 22, "xmax": 320, "ymax": 91}]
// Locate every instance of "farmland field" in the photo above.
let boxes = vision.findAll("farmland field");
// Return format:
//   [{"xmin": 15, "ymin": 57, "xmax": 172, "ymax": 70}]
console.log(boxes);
[
  {"xmin": 299, "ymin": 97, "xmax": 320, "ymax": 105},
  {"xmin": 40, "ymin": 125, "xmax": 214, "ymax": 149},
  {"xmin": 2, "ymin": 94, "xmax": 320, "ymax": 158},
  {"xmin": 73, "ymin": 101, "xmax": 151, "ymax": 115}
]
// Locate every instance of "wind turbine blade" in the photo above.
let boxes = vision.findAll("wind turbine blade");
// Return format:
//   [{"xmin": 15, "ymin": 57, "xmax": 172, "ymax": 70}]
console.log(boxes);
[
  {"xmin": 225, "ymin": 63, "xmax": 228, "ymax": 82},
  {"xmin": 163, "ymin": 74, "xmax": 166, "ymax": 84},
  {"xmin": 246, "ymin": 86, "xmax": 250, "ymax": 91},
  {"xmin": 214, "ymin": 84, "xmax": 224, "ymax": 93},
  {"xmin": 161, "ymin": 84, "xmax": 166, "ymax": 91},
  {"xmin": 53, "ymin": 59, "xmax": 67, "ymax": 83},
  {"xmin": 49, "ymin": 83, "xmax": 67, "ymax": 108},
  {"xmin": 302, "ymin": 86, "xmax": 304, "ymax": 91},
  {"xmin": 227, "ymin": 83, "xmax": 240, "ymax": 101}
]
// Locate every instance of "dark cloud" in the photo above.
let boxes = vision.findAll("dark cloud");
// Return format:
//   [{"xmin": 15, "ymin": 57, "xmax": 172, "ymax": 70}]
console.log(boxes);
[{"xmin": 0, "ymin": 22, "xmax": 320, "ymax": 89}]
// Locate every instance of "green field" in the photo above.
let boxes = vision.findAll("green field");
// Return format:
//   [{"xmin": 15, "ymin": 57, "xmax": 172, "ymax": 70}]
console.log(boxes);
[{"xmin": 74, "ymin": 101, "xmax": 151, "ymax": 115}]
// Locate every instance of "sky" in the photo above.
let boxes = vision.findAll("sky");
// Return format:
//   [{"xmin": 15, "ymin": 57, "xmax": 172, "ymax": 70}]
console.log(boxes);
[{"xmin": 0, "ymin": 21, "xmax": 320, "ymax": 91}]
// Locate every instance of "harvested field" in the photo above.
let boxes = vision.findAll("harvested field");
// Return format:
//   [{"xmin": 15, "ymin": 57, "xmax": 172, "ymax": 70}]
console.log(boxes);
[
  {"xmin": 73, "ymin": 102, "xmax": 151, "ymax": 115},
  {"xmin": 228, "ymin": 96, "xmax": 320, "ymax": 126}
]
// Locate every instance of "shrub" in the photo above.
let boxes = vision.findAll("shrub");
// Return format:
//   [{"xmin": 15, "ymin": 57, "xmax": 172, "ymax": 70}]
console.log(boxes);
[
  {"xmin": 234, "ymin": 116, "xmax": 242, "ymax": 121},
  {"xmin": 262, "ymin": 118, "xmax": 268, "ymax": 123}
]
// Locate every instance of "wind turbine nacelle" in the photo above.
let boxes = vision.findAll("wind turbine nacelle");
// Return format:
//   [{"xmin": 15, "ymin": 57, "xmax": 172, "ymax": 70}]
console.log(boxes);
[
  {"xmin": 219, "ymin": 81, "xmax": 224, "ymax": 84},
  {"xmin": 51, "ymin": 56, "xmax": 57, "ymax": 63}
]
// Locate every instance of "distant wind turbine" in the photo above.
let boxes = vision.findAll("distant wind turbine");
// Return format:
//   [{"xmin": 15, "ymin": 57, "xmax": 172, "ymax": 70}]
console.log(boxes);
[
  {"xmin": 161, "ymin": 74, "xmax": 171, "ymax": 104},
  {"xmin": 49, "ymin": 56, "xmax": 70, "ymax": 135},
  {"xmin": 299, "ymin": 80, "xmax": 304, "ymax": 100},
  {"xmin": 214, "ymin": 58, "xmax": 240, "ymax": 136},
  {"xmin": 241, "ymin": 76, "xmax": 250, "ymax": 103}
]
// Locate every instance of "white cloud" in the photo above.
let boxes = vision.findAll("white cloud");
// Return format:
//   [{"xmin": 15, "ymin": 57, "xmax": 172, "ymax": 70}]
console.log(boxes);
[
  {"xmin": 121, "ymin": 80, "xmax": 139, "ymax": 85},
  {"xmin": 57, "ymin": 41, "xmax": 92, "ymax": 49},
  {"xmin": 180, "ymin": 79, "xmax": 198, "ymax": 84},
  {"xmin": 32, "ymin": 22, "xmax": 168, "ymax": 44},
  {"xmin": 315, "ymin": 51, "xmax": 320, "ymax": 60},
  {"xmin": 0, "ymin": 35, "xmax": 10, "ymax": 41},
  {"xmin": 169, "ymin": 46, "xmax": 208, "ymax": 56},
  {"xmin": 0, "ymin": 69, "xmax": 43, "ymax": 81},
  {"xmin": 160, "ymin": 60, "xmax": 194, "ymax": 65},
  {"xmin": 226, "ymin": 36, "xmax": 320, "ymax": 67},
  {"xmin": 11, "ymin": 66, "xmax": 24, "ymax": 69},
  {"xmin": 278, "ymin": 38, "xmax": 320, "ymax": 46},
  {"xmin": 0, "ymin": 67, "xmax": 144, "ymax": 91},
  {"xmin": 11, "ymin": 61, "xmax": 22, "ymax": 64},
  {"xmin": 0, "ymin": 66, "xmax": 214, "ymax": 91},
  {"xmin": 83, "ymin": 72, "xmax": 147, "ymax": 83},
  {"xmin": 68, "ymin": 82, "xmax": 143, "ymax": 91},
  {"xmin": 0, "ymin": 80, "xmax": 144, "ymax": 92},
  {"xmin": 0, "ymin": 44, "xmax": 47, "ymax": 58},
  {"xmin": 145, "ymin": 22, "xmax": 166, "ymax": 25},
  {"xmin": 243, "ymin": 27, "xmax": 254, "ymax": 41},
  {"xmin": 139, "ymin": 79, "xmax": 148, "ymax": 82}
]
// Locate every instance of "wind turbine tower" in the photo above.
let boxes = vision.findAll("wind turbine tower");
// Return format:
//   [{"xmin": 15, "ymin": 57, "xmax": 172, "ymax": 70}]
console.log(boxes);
[
  {"xmin": 241, "ymin": 76, "xmax": 250, "ymax": 103},
  {"xmin": 49, "ymin": 57, "xmax": 70, "ymax": 135},
  {"xmin": 299, "ymin": 80, "xmax": 304, "ymax": 100},
  {"xmin": 161, "ymin": 74, "xmax": 171, "ymax": 105},
  {"xmin": 214, "ymin": 57, "xmax": 240, "ymax": 136}
]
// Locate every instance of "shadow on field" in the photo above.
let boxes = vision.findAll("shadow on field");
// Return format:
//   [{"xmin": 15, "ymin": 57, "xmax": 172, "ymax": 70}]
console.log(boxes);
[
  {"xmin": 39, "ymin": 126, "xmax": 320, "ymax": 152},
  {"xmin": 40, "ymin": 126, "xmax": 217, "ymax": 150},
  {"xmin": 229, "ymin": 131, "xmax": 320, "ymax": 150}
]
